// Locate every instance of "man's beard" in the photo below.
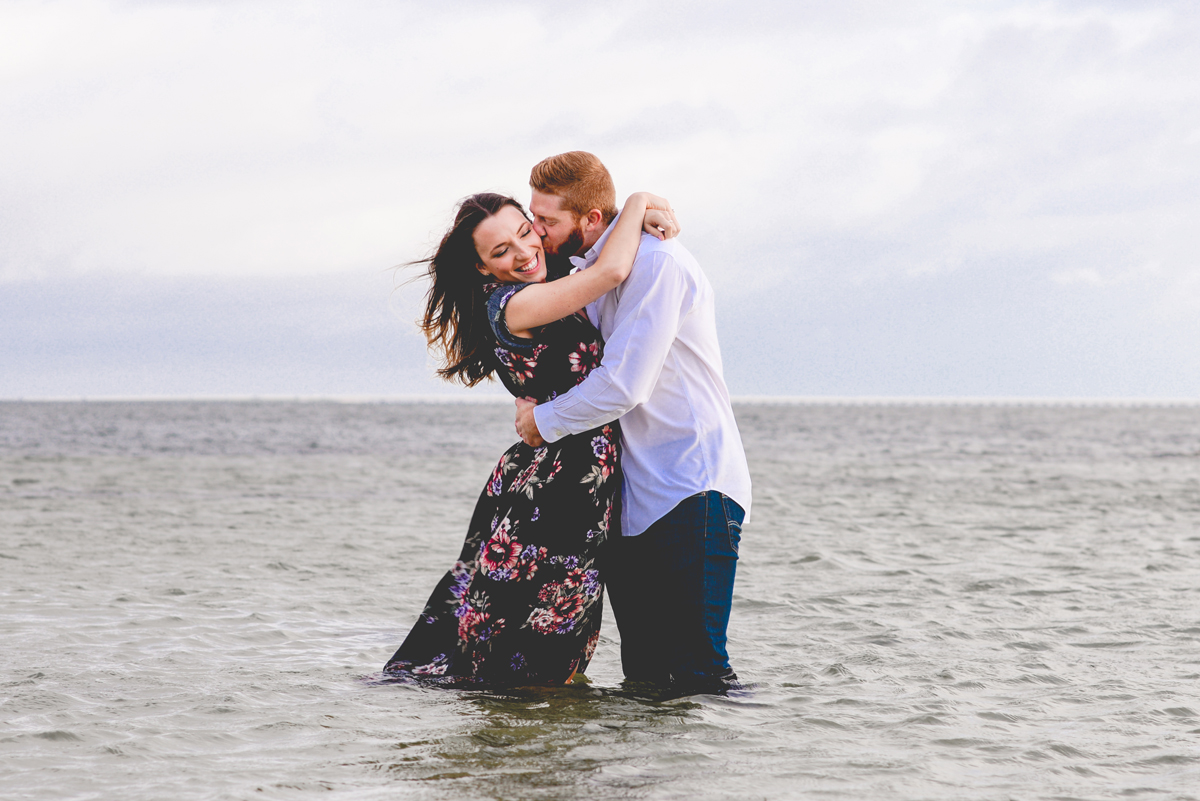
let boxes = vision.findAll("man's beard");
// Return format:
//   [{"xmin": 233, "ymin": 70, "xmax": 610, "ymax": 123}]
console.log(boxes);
[
  {"xmin": 543, "ymin": 223, "xmax": 586, "ymax": 258},
  {"xmin": 541, "ymin": 224, "xmax": 587, "ymax": 281},
  {"xmin": 559, "ymin": 224, "xmax": 586, "ymax": 258}
]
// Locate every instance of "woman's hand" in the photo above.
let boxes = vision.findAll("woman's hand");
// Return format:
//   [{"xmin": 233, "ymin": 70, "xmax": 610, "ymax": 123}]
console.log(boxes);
[
  {"xmin": 626, "ymin": 192, "xmax": 681, "ymax": 241},
  {"xmin": 644, "ymin": 208, "xmax": 681, "ymax": 240}
]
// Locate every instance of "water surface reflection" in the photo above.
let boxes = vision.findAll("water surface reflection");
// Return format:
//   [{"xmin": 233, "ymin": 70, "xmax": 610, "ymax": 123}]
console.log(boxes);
[{"xmin": 370, "ymin": 683, "xmax": 711, "ymax": 799}]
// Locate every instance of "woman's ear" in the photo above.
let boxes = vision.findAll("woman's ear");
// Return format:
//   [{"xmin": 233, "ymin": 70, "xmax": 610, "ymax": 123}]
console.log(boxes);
[{"xmin": 475, "ymin": 262, "xmax": 491, "ymax": 277}]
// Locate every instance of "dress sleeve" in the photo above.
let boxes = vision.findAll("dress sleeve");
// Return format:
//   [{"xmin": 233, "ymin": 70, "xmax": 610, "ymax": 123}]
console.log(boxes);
[{"xmin": 485, "ymin": 283, "xmax": 538, "ymax": 352}]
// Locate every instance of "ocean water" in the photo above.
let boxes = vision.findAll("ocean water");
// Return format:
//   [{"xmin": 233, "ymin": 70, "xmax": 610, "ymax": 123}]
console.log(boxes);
[{"xmin": 2, "ymin": 399, "xmax": 1199, "ymax": 801}]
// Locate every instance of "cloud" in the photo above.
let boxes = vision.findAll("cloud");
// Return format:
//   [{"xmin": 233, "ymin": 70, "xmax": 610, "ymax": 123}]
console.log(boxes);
[
  {"xmin": 3, "ymin": 0, "xmax": 1199, "ymax": 396},
  {"xmin": 3, "ymin": 2, "xmax": 1196, "ymax": 276}
]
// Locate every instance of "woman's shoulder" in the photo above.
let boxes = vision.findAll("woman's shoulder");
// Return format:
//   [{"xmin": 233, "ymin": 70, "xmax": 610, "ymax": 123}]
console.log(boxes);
[
  {"xmin": 484, "ymin": 282, "xmax": 538, "ymax": 352},
  {"xmin": 484, "ymin": 281, "xmax": 535, "ymax": 320}
]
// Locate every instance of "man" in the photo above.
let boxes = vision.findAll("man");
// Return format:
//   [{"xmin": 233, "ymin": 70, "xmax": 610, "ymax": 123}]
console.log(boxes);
[{"xmin": 514, "ymin": 151, "xmax": 752, "ymax": 693}]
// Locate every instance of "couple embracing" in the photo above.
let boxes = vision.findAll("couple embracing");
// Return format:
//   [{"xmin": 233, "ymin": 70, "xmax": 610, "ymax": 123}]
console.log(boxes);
[{"xmin": 384, "ymin": 152, "xmax": 751, "ymax": 695}]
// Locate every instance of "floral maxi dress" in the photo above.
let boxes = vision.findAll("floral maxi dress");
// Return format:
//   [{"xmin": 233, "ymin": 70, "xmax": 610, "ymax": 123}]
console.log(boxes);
[{"xmin": 383, "ymin": 282, "xmax": 620, "ymax": 685}]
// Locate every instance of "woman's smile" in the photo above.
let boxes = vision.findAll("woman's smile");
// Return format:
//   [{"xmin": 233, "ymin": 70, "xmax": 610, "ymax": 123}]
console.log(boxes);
[
  {"xmin": 473, "ymin": 205, "xmax": 547, "ymax": 284},
  {"xmin": 514, "ymin": 252, "xmax": 540, "ymax": 276}
]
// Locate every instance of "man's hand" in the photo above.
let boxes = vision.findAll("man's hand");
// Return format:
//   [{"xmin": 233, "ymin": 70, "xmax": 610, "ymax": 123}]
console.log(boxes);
[{"xmin": 515, "ymin": 397, "xmax": 544, "ymax": 447}]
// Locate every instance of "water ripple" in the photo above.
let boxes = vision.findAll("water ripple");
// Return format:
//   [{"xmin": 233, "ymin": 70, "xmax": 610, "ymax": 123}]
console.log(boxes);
[{"xmin": 2, "ymin": 401, "xmax": 1199, "ymax": 800}]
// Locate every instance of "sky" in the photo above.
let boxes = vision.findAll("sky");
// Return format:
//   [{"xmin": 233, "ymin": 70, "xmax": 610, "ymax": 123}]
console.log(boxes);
[{"xmin": 3, "ymin": 0, "xmax": 1199, "ymax": 399}]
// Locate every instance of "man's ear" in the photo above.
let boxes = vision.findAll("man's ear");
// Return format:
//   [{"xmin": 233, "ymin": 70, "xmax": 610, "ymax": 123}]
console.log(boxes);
[{"xmin": 583, "ymin": 209, "xmax": 605, "ymax": 232}]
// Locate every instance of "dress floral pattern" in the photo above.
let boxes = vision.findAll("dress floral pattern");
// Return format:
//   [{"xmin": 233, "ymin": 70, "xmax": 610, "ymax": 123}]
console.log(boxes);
[{"xmin": 383, "ymin": 282, "xmax": 620, "ymax": 686}]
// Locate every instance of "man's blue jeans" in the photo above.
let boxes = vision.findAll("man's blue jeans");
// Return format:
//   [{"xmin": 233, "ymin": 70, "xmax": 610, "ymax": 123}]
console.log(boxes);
[{"xmin": 602, "ymin": 491, "xmax": 744, "ymax": 691}]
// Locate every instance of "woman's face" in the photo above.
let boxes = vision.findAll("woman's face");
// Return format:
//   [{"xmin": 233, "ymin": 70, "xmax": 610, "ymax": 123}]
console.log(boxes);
[{"xmin": 473, "ymin": 205, "xmax": 547, "ymax": 284}]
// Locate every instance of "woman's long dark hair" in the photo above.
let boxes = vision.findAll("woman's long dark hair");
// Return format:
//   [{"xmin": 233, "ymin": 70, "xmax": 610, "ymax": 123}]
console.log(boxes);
[{"xmin": 416, "ymin": 193, "xmax": 527, "ymax": 386}]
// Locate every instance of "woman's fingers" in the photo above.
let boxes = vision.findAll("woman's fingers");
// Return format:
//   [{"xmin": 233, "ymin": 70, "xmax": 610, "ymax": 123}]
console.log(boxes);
[{"xmin": 643, "ymin": 209, "xmax": 679, "ymax": 240}]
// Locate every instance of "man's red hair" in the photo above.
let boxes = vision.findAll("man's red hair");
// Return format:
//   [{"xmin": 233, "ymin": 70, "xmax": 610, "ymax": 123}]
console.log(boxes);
[{"xmin": 529, "ymin": 151, "xmax": 618, "ymax": 224}]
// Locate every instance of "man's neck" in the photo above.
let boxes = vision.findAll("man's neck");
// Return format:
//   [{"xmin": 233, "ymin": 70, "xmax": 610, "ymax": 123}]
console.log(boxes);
[{"xmin": 578, "ymin": 220, "xmax": 610, "ymax": 258}]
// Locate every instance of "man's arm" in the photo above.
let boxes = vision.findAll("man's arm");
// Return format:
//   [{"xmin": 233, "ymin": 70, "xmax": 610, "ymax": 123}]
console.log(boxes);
[{"xmin": 525, "ymin": 244, "xmax": 695, "ymax": 444}]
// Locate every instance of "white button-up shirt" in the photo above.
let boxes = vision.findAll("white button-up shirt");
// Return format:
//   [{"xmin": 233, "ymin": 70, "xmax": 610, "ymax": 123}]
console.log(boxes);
[{"xmin": 533, "ymin": 220, "xmax": 752, "ymax": 537}]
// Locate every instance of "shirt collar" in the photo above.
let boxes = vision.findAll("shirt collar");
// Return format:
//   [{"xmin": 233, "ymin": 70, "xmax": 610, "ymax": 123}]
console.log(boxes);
[{"xmin": 568, "ymin": 211, "xmax": 620, "ymax": 272}]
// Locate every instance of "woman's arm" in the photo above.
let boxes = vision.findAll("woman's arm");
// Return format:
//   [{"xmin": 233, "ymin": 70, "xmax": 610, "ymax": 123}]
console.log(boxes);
[{"xmin": 503, "ymin": 192, "xmax": 674, "ymax": 335}]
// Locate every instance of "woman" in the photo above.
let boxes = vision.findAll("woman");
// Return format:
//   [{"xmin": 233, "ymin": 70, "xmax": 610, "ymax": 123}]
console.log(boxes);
[{"xmin": 383, "ymin": 190, "xmax": 676, "ymax": 686}]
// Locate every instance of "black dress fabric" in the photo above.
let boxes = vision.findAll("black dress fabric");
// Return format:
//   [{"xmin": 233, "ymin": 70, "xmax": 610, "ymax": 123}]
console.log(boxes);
[{"xmin": 383, "ymin": 282, "xmax": 621, "ymax": 685}]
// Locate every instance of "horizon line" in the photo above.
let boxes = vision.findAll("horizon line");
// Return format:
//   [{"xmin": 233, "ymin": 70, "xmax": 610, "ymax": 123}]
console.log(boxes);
[{"xmin": 2, "ymin": 394, "xmax": 1198, "ymax": 407}]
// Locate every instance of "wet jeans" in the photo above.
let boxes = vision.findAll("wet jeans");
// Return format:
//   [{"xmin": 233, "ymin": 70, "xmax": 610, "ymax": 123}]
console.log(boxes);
[{"xmin": 602, "ymin": 491, "xmax": 744, "ymax": 693}]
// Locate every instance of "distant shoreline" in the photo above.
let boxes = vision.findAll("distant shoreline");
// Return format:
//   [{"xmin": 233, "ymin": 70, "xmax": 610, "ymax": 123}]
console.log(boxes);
[{"xmin": 2, "ymin": 395, "xmax": 1198, "ymax": 407}]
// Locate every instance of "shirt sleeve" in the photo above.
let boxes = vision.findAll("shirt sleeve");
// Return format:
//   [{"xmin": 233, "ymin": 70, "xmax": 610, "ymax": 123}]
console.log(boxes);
[{"xmin": 534, "ymin": 246, "xmax": 696, "ymax": 442}]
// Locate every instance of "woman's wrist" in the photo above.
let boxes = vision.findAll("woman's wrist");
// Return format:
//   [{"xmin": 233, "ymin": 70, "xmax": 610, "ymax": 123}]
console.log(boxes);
[{"xmin": 624, "ymin": 192, "xmax": 650, "ymax": 214}]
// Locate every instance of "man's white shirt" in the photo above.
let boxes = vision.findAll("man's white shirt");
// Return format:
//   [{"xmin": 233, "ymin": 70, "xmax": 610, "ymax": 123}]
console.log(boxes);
[{"xmin": 532, "ymin": 218, "xmax": 752, "ymax": 537}]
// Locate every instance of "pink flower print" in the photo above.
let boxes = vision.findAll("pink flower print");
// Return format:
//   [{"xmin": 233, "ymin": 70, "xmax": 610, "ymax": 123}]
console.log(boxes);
[
  {"xmin": 511, "ymin": 447, "xmax": 547, "ymax": 491},
  {"xmin": 581, "ymin": 426, "xmax": 618, "ymax": 496},
  {"xmin": 456, "ymin": 591, "xmax": 504, "ymax": 643},
  {"xmin": 413, "ymin": 653, "xmax": 450, "ymax": 676},
  {"xmin": 456, "ymin": 605, "xmax": 482, "ymax": 642},
  {"xmin": 495, "ymin": 347, "xmax": 538, "ymax": 384},
  {"xmin": 527, "ymin": 607, "xmax": 558, "ymax": 634},
  {"xmin": 514, "ymin": 544, "xmax": 545, "ymax": 581},
  {"xmin": 568, "ymin": 342, "xmax": 600, "ymax": 374},
  {"xmin": 487, "ymin": 542, "xmax": 545, "ymax": 583},
  {"xmin": 531, "ymin": 581, "xmax": 584, "ymax": 633},
  {"xmin": 563, "ymin": 567, "xmax": 585, "ymax": 589},
  {"xmin": 550, "ymin": 592, "xmax": 583, "ymax": 624},
  {"xmin": 511, "ymin": 446, "xmax": 554, "ymax": 499},
  {"xmin": 507, "ymin": 351, "xmax": 537, "ymax": 384},
  {"xmin": 514, "ymin": 558, "xmax": 539, "ymax": 581},
  {"xmin": 475, "ymin": 615, "xmax": 504, "ymax": 643},
  {"xmin": 486, "ymin": 453, "xmax": 517, "ymax": 497},
  {"xmin": 481, "ymin": 525, "xmax": 521, "ymax": 575},
  {"xmin": 458, "ymin": 608, "xmax": 505, "ymax": 643},
  {"xmin": 526, "ymin": 566, "xmax": 602, "ymax": 634},
  {"xmin": 494, "ymin": 348, "xmax": 513, "ymax": 367}
]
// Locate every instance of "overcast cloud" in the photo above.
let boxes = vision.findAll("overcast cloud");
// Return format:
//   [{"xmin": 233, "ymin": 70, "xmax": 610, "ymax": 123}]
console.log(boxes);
[{"xmin": 3, "ymin": 0, "xmax": 1199, "ymax": 398}]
